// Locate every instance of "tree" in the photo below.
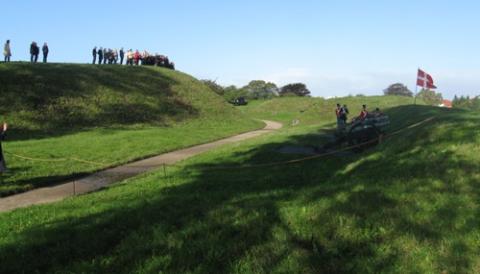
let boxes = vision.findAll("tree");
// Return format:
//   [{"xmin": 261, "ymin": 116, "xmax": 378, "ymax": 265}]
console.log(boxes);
[
  {"xmin": 201, "ymin": 80, "xmax": 224, "ymax": 96},
  {"xmin": 223, "ymin": 85, "xmax": 248, "ymax": 102},
  {"xmin": 453, "ymin": 95, "xmax": 480, "ymax": 110},
  {"xmin": 383, "ymin": 83, "xmax": 413, "ymax": 97},
  {"xmin": 279, "ymin": 83, "xmax": 311, "ymax": 97},
  {"xmin": 417, "ymin": 89, "xmax": 443, "ymax": 105},
  {"xmin": 242, "ymin": 80, "xmax": 279, "ymax": 100}
]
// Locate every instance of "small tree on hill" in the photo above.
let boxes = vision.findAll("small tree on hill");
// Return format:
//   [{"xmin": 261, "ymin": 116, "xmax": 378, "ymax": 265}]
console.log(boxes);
[
  {"xmin": 242, "ymin": 80, "xmax": 279, "ymax": 100},
  {"xmin": 384, "ymin": 83, "xmax": 413, "ymax": 97},
  {"xmin": 417, "ymin": 89, "xmax": 443, "ymax": 105},
  {"xmin": 279, "ymin": 83, "xmax": 311, "ymax": 97},
  {"xmin": 201, "ymin": 80, "xmax": 224, "ymax": 96}
]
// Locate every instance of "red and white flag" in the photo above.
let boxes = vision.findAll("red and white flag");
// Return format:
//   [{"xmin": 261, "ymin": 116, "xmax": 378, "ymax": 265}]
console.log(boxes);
[{"xmin": 417, "ymin": 69, "xmax": 437, "ymax": 89}]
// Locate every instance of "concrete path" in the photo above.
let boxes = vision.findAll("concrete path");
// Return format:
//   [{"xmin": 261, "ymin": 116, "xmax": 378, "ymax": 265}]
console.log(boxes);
[{"xmin": 0, "ymin": 120, "xmax": 282, "ymax": 213}]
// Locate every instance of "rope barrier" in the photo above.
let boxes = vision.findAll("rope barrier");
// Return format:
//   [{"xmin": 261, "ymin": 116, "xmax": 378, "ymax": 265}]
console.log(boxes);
[
  {"xmin": 175, "ymin": 116, "xmax": 436, "ymax": 172},
  {"xmin": 4, "ymin": 151, "xmax": 108, "ymax": 166},
  {"xmin": 3, "ymin": 116, "xmax": 435, "ymax": 171}
]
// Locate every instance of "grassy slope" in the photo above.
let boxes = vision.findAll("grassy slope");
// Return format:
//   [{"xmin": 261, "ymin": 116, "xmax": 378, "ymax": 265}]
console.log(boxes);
[
  {"xmin": 240, "ymin": 95, "xmax": 422, "ymax": 126},
  {"xmin": 0, "ymin": 63, "xmax": 262, "ymax": 195},
  {"xmin": 2, "ymin": 97, "xmax": 477, "ymax": 273}
]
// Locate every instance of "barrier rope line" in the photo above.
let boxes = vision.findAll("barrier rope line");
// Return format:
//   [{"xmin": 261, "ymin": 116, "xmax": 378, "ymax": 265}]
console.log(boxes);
[
  {"xmin": 3, "ymin": 116, "xmax": 435, "ymax": 170},
  {"xmin": 4, "ymin": 151, "xmax": 108, "ymax": 166},
  {"xmin": 175, "ymin": 116, "xmax": 436, "ymax": 172}
]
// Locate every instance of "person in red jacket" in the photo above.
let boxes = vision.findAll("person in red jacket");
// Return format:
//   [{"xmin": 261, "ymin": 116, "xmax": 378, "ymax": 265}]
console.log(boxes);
[
  {"xmin": 134, "ymin": 50, "xmax": 141, "ymax": 65},
  {"xmin": 358, "ymin": 104, "xmax": 368, "ymax": 121}
]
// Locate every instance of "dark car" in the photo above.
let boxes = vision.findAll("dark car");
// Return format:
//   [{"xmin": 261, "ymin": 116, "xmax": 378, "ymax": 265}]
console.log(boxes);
[{"xmin": 231, "ymin": 97, "xmax": 248, "ymax": 106}]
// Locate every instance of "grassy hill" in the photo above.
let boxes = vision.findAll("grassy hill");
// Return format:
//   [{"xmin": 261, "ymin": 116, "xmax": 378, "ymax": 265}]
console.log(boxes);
[
  {"xmin": 2, "ymin": 95, "xmax": 477, "ymax": 273},
  {"xmin": 0, "ymin": 63, "xmax": 263, "ymax": 195},
  {"xmin": 240, "ymin": 95, "xmax": 422, "ymax": 126}
]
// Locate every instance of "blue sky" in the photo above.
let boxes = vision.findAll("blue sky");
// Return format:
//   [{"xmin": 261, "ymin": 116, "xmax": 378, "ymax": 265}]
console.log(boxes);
[{"xmin": 2, "ymin": 0, "xmax": 479, "ymax": 99}]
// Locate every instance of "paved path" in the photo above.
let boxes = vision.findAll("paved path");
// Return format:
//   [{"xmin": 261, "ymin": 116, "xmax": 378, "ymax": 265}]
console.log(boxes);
[{"xmin": 0, "ymin": 120, "xmax": 282, "ymax": 213}]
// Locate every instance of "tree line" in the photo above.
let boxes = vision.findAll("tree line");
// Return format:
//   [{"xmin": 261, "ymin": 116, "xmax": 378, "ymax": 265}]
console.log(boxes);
[
  {"xmin": 383, "ymin": 83, "xmax": 443, "ymax": 105},
  {"xmin": 201, "ymin": 80, "xmax": 310, "ymax": 103},
  {"xmin": 452, "ymin": 95, "xmax": 480, "ymax": 110}
]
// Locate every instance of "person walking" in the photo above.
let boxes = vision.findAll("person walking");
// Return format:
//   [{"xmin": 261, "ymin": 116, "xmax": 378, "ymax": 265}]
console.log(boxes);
[
  {"xmin": 42, "ymin": 43, "xmax": 49, "ymax": 63},
  {"xmin": 92, "ymin": 47, "xmax": 97, "ymax": 64},
  {"xmin": 98, "ymin": 47, "xmax": 103, "ymax": 64},
  {"xmin": 119, "ymin": 48, "xmax": 124, "ymax": 65},
  {"xmin": 3, "ymin": 40, "xmax": 11, "ymax": 62}
]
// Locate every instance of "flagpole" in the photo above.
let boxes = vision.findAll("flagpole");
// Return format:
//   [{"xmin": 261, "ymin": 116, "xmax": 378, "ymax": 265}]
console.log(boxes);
[
  {"xmin": 414, "ymin": 68, "xmax": 418, "ymax": 105},
  {"xmin": 414, "ymin": 83, "xmax": 418, "ymax": 105}
]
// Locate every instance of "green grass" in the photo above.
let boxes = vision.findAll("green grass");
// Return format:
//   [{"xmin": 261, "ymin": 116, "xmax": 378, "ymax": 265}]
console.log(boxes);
[
  {"xmin": 0, "ymin": 63, "xmax": 262, "ymax": 195},
  {"xmin": 2, "ymin": 99, "xmax": 478, "ymax": 273},
  {"xmin": 239, "ymin": 95, "xmax": 423, "ymax": 126}
]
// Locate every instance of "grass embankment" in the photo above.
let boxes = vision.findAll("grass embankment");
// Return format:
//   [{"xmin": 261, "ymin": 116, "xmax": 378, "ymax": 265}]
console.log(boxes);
[
  {"xmin": 2, "ymin": 96, "xmax": 477, "ymax": 273},
  {"xmin": 0, "ymin": 63, "xmax": 262, "ymax": 196},
  {"xmin": 241, "ymin": 95, "xmax": 421, "ymax": 126}
]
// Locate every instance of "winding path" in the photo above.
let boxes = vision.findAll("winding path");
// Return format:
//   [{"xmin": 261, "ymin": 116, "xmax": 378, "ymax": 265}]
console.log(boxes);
[{"xmin": 0, "ymin": 120, "xmax": 282, "ymax": 213}]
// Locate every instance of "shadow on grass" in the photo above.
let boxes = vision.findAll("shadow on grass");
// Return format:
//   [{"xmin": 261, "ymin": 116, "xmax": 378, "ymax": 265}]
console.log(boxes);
[
  {"xmin": 0, "ymin": 63, "xmax": 199, "ymax": 140},
  {"xmin": 1, "ymin": 105, "xmax": 479, "ymax": 273}
]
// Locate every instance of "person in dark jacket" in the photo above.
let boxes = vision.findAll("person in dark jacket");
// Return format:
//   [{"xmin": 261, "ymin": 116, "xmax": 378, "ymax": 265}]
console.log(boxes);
[
  {"xmin": 98, "ymin": 47, "xmax": 103, "ymax": 64},
  {"xmin": 103, "ymin": 48, "xmax": 107, "ymax": 64},
  {"xmin": 42, "ymin": 43, "xmax": 49, "ymax": 63},
  {"xmin": 119, "ymin": 48, "xmax": 124, "ymax": 65},
  {"xmin": 30, "ymin": 42, "xmax": 37, "ymax": 63},
  {"xmin": 92, "ymin": 47, "xmax": 97, "ymax": 64},
  {"xmin": 0, "ymin": 122, "xmax": 8, "ymax": 173}
]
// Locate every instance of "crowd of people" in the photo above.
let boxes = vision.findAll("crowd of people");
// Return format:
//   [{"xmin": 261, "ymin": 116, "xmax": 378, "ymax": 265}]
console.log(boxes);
[
  {"xmin": 91, "ymin": 47, "xmax": 175, "ymax": 69},
  {"xmin": 2, "ymin": 40, "xmax": 174, "ymax": 69}
]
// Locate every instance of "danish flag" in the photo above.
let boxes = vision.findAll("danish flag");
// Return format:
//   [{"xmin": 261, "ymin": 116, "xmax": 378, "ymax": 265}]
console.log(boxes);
[{"xmin": 417, "ymin": 69, "xmax": 437, "ymax": 89}]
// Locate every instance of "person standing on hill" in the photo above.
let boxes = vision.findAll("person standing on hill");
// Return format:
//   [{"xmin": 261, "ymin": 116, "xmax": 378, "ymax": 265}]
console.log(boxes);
[
  {"xmin": 341, "ymin": 104, "xmax": 349, "ymax": 124},
  {"xmin": 119, "ymin": 48, "xmax": 124, "ymax": 65},
  {"xmin": 42, "ymin": 43, "xmax": 49, "ymax": 63},
  {"xmin": 358, "ymin": 104, "xmax": 368, "ymax": 121},
  {"xmin": 103, "ymin": 48, "xmax": 107, "ymax": 64},
  {"xmin": 3, "ymin": 40, "xmax": 11, "ymax": 62},
  {"xmin": 92, "ymin": 47, "xmax": 97, "ymax": 64},
  {"xmin": 127, "ymin": 49, "xmax": 134, "ymax": 65},
  {"xmin": 335, "ymin": 103, "xmax": 343, "ymax": 129},
  {"xmin": 0, "ymin": 122, "xmax": 8, "ymax": 173},
  {"xmin": 134, "ymin": 50, "xmax": 141, "ymax": 65},
  {"xmin": 113, "ymin": 49, "xmax": 118, "ymax": 64},
  {"xmin": 30, "ymin": 42, "xmax": 37, "ymax": 62},
  {"xmin": 98, "ymin": 47, "xmax": 103, "ymax": 64}
]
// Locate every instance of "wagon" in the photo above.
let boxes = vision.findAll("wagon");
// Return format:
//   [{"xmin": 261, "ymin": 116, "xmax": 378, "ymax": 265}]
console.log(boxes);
[{"xmin": 336, "ymin": 114, "xmax": 390, "ymax": 152}]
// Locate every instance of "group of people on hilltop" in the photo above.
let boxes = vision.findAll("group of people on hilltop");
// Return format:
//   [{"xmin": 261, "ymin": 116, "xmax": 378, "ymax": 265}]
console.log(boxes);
[
  {"xmin": 2, "ymin": 40, "xmax": 49, "ymax": 63},
  {"xmin": 30, "ymin": 42, "xmax": 49, "ymax": 63},
  {"xmin": 335, "ymin": 104, "xmax": 383, "ymax": 129},
  {"xmin": 92, "ymin": 47, "xmax": 175, "ymax": 69}
]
